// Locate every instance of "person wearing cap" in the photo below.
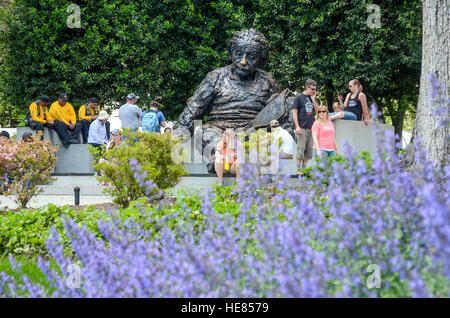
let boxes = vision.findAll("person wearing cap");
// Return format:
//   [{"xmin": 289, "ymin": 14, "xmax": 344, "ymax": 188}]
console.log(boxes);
[
  {"xmin": 27, "ymin": 96, "xmax": 54, "ymax": 138},
  {"xmin": 49, "ymin": 94, "xmax": 82, "ymax": 146},
  {"xmin": 106, "ymin": 129, "xmax": 123, "ymax": 150},
  {"xmin": 269, "ymin": 119, "xmax": 294, "ymax": 159},
  {"xmin": 119, "ymin": 93, "xmax": 142, "ymax": 131},
  {"xmin": 87, "ymin": 110, "xmax": 110, "ymax": 150},
  {"xmin": 78, "ymin": 97, "xmax": 110, "ymax": 144}
]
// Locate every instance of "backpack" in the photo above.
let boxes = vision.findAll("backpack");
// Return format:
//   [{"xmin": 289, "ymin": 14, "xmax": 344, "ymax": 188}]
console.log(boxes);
[
  {"xmin": 24, "ymin": 101, "xmax": 44, "ymax": 126},
  {"xmin": 141, "ymin": 110, "xmax": 160, "ymax": 132}
]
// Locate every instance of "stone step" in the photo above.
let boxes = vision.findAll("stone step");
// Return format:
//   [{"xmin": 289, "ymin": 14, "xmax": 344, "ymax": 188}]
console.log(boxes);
[
  {"xmin": 184, "ymin": 161, "xmax": 300, "ymax": 176},
  {"xmin": 41, "ymin": 185, "xmax": 106, "ymax": 196},
  {"xmin": 48, "ymin": 175, "xmax": 100, "ymax": 186},
  {"xmin": 39, "ymin": 174, "xmax": 303, "ymax": 196}
]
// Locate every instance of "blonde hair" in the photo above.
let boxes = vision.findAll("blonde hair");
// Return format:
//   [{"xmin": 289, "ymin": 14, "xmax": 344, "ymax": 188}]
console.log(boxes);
[
  {"xmin": 351, "ymin": 79, "xmax": 363, "ymax": 92},
  {"xmin": 315, "ymin": 106, "xmax": 330, "ymax": 121},
  {"xmin": 223, "ymin": 129, "xmax": 236, "ymax": 145}
]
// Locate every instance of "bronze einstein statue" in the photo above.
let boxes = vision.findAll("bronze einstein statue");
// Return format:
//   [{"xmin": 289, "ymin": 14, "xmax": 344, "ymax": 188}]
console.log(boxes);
[{"xmin": 175, "ymin": 28, "xmax": 295, "ymax": 159}]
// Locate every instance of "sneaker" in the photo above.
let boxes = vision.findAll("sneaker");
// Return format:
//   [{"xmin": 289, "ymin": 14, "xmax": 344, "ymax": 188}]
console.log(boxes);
[
  {"xmin": 69, "ymin": 139, "xmax": 80, "ymax": 144},
  {"xmin": 296, "ymin": 169, "xmax": 304, "ymax": 176},
  {"xmin": 218, "ymin": 180, "xmax": 224, "ymax": 186}
]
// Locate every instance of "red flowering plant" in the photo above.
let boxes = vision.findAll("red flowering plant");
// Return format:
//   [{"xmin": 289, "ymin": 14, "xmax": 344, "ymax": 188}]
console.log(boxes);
[{"xmin": 0, "ymin": 132, "xmax": 58, "ymax": 208}]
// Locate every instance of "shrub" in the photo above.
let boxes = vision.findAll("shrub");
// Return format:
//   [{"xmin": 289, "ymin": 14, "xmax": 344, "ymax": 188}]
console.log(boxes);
[
  {"xmin": 0, "ymin": 204, "xmax": 109, "ymax": 257},
  {"xmin": 0, "ymin": 133, "xmax": 58, "ymax": 208},
  {"xmin": 94, "ymin": 130, "xmax": 188, "ymax": 207}
]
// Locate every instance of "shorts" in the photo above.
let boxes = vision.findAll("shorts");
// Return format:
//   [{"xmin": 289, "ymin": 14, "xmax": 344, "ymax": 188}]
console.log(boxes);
[
  {"xmin": 313, "ymin": 149, "xmax": 337, "ymax": 159},
  {"xmin": 295, "ymin": 128, "xmax": 313, "ymax": 161}
]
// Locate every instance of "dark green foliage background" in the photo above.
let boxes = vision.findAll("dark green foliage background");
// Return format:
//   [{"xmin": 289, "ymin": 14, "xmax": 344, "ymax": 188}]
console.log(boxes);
[{"xmin": 0, "ymin": 0, "xmax": 421, "ymax": 136}]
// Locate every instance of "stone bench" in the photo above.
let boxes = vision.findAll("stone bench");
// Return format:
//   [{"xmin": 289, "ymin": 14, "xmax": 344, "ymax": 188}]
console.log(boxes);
[
  {"xmin": 17, "ymin": 127, "xmax": 94, "ymax": 175},
  {"xmin": 183, "ymin": 120, "xmax": 394, "ymax": 174},
  {"xmin": 16, "ymin": 126, "xmax": 82, "ymax": 145},
  {"xmin": 15, "ymin": 120, "xmax": 393, "ymax": 175}
]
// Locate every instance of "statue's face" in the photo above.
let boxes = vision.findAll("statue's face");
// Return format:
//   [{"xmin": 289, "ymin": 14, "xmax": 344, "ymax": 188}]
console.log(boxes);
[{"xmin": 231, "ymin": 42, "xmax": 260, "ymax": 80}]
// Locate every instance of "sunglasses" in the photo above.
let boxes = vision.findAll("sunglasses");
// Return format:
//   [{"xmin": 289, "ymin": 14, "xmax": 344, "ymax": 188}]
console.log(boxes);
[{"xmin": 318, "ymin": 111, "xmax": 327, "ymax": 114}]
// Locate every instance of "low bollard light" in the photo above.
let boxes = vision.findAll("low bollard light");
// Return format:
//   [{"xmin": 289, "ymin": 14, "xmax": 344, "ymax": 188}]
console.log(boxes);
[{"xmin": 74, "ymin": 187, "xmax": 80, "ymax": 206}]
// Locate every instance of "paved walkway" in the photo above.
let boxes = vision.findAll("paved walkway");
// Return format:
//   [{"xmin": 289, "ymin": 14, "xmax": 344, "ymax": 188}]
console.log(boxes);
[{"xmin": 0, "ymin": 195, "xmax": 115, "ymax": 210}]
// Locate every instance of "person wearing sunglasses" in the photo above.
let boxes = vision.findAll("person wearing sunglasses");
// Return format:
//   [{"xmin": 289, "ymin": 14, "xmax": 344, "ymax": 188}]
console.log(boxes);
[
  {"xmin": 337, "ymin": 79, "xmax": 370, "ymax": 125},
  {"xmin": 292, "ymin": 79, "xmax": 320, "ymax": 174},
  {"xmin": 311, "ymin": 106, "xmax": 339, "ymax": 159}
]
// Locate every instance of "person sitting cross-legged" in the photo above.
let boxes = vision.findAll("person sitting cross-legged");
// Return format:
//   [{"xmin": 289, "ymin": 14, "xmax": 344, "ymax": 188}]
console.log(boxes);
[
  {"xmin": 49, "ymin": 94, "xmax": 82, "ymax": 147},
  {"xmin": 79, "ymin": 97, "xmax": 110, "ymax": 144}
]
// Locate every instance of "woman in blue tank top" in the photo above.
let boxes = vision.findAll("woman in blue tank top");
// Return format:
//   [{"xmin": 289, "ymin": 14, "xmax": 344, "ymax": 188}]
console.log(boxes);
[{"xmin": 338, "ymin": 79, "xmax": 370, "ymax": 125}]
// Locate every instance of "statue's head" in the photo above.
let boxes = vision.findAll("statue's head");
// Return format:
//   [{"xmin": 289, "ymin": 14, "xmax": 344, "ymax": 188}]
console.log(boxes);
[{"xmin": 228, "ymin": 29, "xmax": 269, "ymax": 80}]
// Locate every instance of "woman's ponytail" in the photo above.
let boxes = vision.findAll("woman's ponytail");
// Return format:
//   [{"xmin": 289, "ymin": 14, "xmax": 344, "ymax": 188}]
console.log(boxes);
[{"xmin": 353, "ymin": 79, "xmax": 363, "ymax": 92}]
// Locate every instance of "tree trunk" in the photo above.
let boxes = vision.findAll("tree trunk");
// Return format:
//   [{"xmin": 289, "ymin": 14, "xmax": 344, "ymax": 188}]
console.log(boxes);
[
  {"xmin": 326, "ymin": 88, "xmax": 334, "ymax": 113},
  {"xmin": 405, "ymin": 0, "xmax": 450, "ymax": 167},
  {"xmin": 392, "ymin": 112, "xmax": 405, "ymax": 141}
]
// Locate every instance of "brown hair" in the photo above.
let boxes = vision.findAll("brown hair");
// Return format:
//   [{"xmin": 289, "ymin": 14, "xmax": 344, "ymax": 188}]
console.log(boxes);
[
  {"xmin": 305, "ymin": 79, "xmax": 317, "ymax": 88},
  {"xmin": 351, "ymin": 79, "xmax": 363, "ymax": 92},
  {"xmin": 315, "ymin": 105, "xmax": 330, "ymax": 121},
  {"xmin": 149, "ymin": 101, "xmax": 160, "ymax": 108}
]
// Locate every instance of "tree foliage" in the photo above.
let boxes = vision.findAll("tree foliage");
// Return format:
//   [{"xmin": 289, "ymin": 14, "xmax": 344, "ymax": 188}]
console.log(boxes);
[
  {"xmin": 0, "ymin": 0, "xmax": 421, "ymax": 138},
  {"xmin": 252, "ymin": 0, "xmax": 422, "ymax": 136}
]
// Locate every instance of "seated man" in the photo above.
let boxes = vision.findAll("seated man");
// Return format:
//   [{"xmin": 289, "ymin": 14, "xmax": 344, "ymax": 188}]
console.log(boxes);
[
  {"xmin": 79, "ymin": 97, "xmax": 110, "ymax": 144},
  {"xmin": 174, "ymin": 29, "xmax": 281, "ymax": 160},
  {"xmin": 87, "ymin": 110, "xmax": 110, "ymax": 176},
  {"xmin": 329, "ymin": 102, "xmax": 357, "ymax": 121},
  {"xmin": 269, "ymin": 119, "xmax": 294, "ymax": 159},
  {"xmin": 87, "ymin": 110, "xmax": 110, "ymax": 151},
  {"xmin": 49, "ymin": 94, "xmax": 82, "ymax": 147},
  {"xmin": 26, "ymin": 95, "xmax": 54, "ymax": 138}
]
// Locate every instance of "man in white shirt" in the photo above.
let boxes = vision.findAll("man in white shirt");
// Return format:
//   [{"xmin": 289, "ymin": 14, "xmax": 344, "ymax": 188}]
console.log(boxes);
[
  {"xmin": 88, "ymin": 110, "xmax": 109, "ymax": 149},
  {"xmin": 270, "ymin": 119, "xmax": 294, "ymax": 159}
]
